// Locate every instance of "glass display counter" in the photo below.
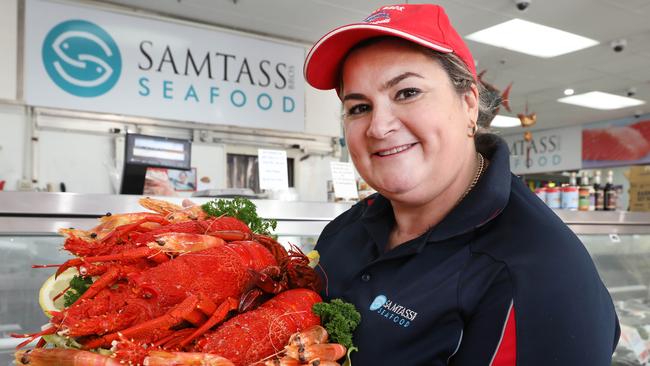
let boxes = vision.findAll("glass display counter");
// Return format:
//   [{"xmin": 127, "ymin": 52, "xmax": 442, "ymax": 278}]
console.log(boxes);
[
  {"xmin": 556, "ymin": 210, "xmax": 650, "ymax": 366},
  {"xmin": 2, "ymin": 192, "xmax": 650, "ymax": 365}
]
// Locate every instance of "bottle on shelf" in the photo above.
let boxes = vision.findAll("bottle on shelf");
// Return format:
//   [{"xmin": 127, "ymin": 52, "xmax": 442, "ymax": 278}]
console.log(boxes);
[
  {"xmin": 561, "ymin": 172, "xmax": 579, "ymax": 211},
  {"xmin": 604, "ymin": 170, "xmax": 618, "ymax": 211},
  {"xmin": 593, "ymin": 170, "xmax": 605, "ymax": 211},
  {"xmin": 579, "ymin": 173, "xmax": 591, "ymax": 211},
  {"xmin": 546, "ymin": 182, "xmax": 560, "ymax": 209}
]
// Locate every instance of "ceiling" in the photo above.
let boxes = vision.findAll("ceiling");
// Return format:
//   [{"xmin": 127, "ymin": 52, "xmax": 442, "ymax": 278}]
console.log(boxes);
[{"xmin": 100, "ymin": 0, "xmax": 650, "ymax": 133}]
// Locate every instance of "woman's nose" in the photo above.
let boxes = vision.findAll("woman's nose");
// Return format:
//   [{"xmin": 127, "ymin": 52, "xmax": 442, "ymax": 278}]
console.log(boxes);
[{"xmin": 366, "ymin": 104, "xmax": 399, "ymax": 139}]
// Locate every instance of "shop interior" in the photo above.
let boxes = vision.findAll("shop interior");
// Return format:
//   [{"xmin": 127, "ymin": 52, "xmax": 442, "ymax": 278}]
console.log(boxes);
[{"xmin": 2, "ymin": 0, "xmax": 650, "ymax": 364}]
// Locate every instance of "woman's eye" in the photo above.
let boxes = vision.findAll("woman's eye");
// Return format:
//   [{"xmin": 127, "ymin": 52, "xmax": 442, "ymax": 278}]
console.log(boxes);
[
  {"xmin": 347, "ymin": 104, "xmax": 371, "ymax": 116},
  {"xmin": 395, "ymin": 88, "xmax": 421, "ymax": 101}
]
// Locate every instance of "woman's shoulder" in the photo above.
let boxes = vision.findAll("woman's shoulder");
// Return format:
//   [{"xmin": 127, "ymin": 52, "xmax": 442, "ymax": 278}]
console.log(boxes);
[
  {"xmin": 472, "ymin": 173, "xmax": 601, "ymax": 287},
  {"xmin": 484, "ymin": 175, "xmax": 580, "ymax": 246}
]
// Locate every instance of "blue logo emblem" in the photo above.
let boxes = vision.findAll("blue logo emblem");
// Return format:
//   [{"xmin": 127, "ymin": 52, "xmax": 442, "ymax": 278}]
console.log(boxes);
[
  {"xmin": 363, "ymin": 11, "xmax": 390, "ymax": 23},
  {"xmin": 42, "ymin": 20, "xmax": 121, "ymax": 97},
  {"xmin": 369, "ymin": 295, "xmax": 387, "ymax": 311}
]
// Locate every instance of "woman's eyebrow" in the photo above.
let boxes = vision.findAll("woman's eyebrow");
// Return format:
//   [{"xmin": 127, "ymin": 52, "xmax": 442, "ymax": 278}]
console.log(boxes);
[
  {"xmin": 342, "ymin": 93, "xmax": 366, "ymax": 102},
  {"xmin": 381, "ymin": 72, "xmax": 424, "ymax": 91},
  {"xmin": 342, "ymin": 72, "xmax": 424, "ymax": 101}
]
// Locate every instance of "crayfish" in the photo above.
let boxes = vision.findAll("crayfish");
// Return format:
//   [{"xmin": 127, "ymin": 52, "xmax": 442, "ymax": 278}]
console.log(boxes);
[{"xmin": 14, "ymin": 198, "xmax": 328, "ymax": 366}]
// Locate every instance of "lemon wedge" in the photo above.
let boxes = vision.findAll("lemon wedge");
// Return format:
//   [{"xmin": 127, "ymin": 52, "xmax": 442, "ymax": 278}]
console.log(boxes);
[
  {"xmin": 38, "ymin": 268, "xmax": 78, "ymax": 318},
  {"xmin": 307, "ymin": 250, "xmax": 320, "ymax": 268}
]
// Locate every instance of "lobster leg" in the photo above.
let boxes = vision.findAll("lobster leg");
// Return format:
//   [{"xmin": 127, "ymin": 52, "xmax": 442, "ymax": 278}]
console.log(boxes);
[
  {"xmin": 55, "ymin": 246, "xmax": 164, "ymax": 277},
  {"xmin": 73, "ymin": 266, "xmax": 122, "ymax": 303},
  {"xmin": 83, "ymin": 294, "xmax": 213, "ymax": 349},
  {"xmin": 177, "ymin": 297, "xmax": 238, "ymax": 348},
  {"xmin": 10, "ymin": 326, "xmax": 56, "ymax": 350},
  {"xmin": 205, "ymin": 230, "xmax": 251, "ymax": 241}
]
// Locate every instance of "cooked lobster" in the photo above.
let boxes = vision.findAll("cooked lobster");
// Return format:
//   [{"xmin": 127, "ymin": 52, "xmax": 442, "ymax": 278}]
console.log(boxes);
[{"xmin": 14, "ymin": 198, "xmax": 326, "ymax": 365}]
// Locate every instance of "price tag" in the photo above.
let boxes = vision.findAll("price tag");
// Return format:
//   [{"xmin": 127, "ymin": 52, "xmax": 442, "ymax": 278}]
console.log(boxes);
[
  {"xmin": 258, "ymin": 149, "xmax": 288, "ymax": 190},
  {"xmin": 330, "ymin": 162, "xmax": 358, "ymax": 200}
]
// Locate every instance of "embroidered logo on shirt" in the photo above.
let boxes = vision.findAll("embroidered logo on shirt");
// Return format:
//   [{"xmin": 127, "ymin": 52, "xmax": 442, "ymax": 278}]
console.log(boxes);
[{"xmin": 369, "ymin": 294, "xmax": 418, "ymax": 328}]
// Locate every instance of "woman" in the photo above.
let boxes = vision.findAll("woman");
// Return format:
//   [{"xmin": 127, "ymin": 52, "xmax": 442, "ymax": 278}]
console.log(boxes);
[{"xmin": 304, "ymin": 4, "xmax": 619, "ymax": 365}]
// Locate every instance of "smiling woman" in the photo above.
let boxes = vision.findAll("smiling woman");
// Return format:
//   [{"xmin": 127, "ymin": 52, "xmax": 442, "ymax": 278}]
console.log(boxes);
[{"xmin": 305, "ymin": 3, "xmax": 620, "ymax": 366}]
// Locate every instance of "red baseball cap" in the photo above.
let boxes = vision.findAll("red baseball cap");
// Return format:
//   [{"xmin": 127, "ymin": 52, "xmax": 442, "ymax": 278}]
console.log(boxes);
[{"xmin": 304, "ymin": 4, "xmax": 476, "ymax": 91}]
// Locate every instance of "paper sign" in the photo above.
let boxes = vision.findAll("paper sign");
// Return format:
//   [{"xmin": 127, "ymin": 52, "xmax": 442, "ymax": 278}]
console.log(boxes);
[
  {"xmin": 258, "ymin": 149, "xmax": 288, "ymax": 190},
  {"xmin": 330, "ymin": 162, "xmax": 358, "ymax": 200}
]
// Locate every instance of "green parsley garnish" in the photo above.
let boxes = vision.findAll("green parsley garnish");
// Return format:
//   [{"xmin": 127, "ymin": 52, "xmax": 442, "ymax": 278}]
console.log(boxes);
[
  {"xmin": 312, "ymin": 299, "xmax": 361, "ymax": 353},
  {"xmin": 63, "ymin": 275, "xmax": 93, "ymax": 307},
  {"xmin": 201, "ymin": 197, "xmax": 277, "ymax": 236}
]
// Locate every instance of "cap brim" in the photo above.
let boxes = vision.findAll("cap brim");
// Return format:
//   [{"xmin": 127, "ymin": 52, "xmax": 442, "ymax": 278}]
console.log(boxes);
[{"xmin": 304, "ymin": 23, "xmax": 453, "ymax": 91}]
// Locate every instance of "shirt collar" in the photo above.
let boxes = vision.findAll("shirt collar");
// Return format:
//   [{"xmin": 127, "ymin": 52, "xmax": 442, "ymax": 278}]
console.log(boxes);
[{"xmin": 361, "ymin": 134, "xmax": 512, "ymax": 251}]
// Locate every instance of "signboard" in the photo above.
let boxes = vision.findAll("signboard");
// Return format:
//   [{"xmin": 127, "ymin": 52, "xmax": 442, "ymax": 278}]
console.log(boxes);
[
  {"xmin": 24, "ymin": 0, "xmax": 305, "ymax": 132},
  {"xmin": 330, "ymin": 162, "xmax": 358, "ymax": 200},
  {"xmin": 583, "ymin": 115, "xmax": 650, "ymax": 168},
  {"xmin": 257, "ymin": 149, "xmax": 288, "ymax": 190},
  {"xmin": 503, "ymin": 126, "xmax": 582, "ymax": 174}
]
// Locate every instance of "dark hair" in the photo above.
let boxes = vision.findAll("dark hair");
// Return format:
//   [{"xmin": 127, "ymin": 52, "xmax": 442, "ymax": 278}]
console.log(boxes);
[{"xmin": 339, "ymin": 37, "xmax": 501, "ymax": 131}]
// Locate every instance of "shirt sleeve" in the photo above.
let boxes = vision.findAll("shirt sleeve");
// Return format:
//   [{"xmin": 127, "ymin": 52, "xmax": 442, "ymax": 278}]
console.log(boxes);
[
  {"xmin": 450, "ymin": 266, "xmax": 514, "ymax": 366},
  {"xmin": 450, "ymin": 257, "xmax": 619, "ymax": 366}
]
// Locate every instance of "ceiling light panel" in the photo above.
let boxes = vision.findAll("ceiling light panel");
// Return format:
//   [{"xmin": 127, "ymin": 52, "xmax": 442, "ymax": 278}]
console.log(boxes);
[
  {"xmin": 466, "ymin": 19, "xmax": 599, "ymax": 58},
  {"xmin": 491, "ymin": 115, "xmax": 521, "ymax": 128},
  {"xmin": 558, "ymin": 91, "xmax": 645, "ymax": 110}
]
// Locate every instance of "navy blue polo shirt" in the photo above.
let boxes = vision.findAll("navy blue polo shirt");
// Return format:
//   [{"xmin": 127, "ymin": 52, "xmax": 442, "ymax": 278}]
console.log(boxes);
[{"xmin": 315, "ymin": 134, "xmax": 619, "ymax": 365}]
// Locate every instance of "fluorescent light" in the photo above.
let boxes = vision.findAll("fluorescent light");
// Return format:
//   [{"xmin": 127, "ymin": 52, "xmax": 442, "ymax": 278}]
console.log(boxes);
[
  {"xmin": 491, "ymin": 115, "xmax": 521, "ymax": 128},
  {"xmin": 558, "ymin": 91, "xmax": 645, "ymax": 110},
  {"xmin": 466, "ymin": 19, "xmax": 599, "ymax": 58},
  {"xmin": 564, "ymin": 88, "xmax": 574, "ymax": 96}
]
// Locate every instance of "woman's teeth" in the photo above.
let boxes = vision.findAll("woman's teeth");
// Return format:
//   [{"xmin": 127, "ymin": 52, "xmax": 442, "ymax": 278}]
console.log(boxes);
[{"xmin": 376, "ymin": 144, "xmax": 413, "ymax": 156}]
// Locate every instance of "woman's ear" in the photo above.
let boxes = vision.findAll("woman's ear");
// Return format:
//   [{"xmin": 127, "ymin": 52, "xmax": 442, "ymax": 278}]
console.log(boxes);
[{"xmin": 462, "ymin": 83, "xmax": 480, "ymax": 123}]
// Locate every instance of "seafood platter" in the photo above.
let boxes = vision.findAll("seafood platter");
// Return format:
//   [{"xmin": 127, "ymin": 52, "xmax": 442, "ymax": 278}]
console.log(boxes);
[{"xmin": 12, "ymin": 197, "xmax": 360, "ymax": 366}]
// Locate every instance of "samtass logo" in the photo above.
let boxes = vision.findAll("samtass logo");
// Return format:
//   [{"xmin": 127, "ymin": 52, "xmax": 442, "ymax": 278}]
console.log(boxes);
[
  {"xmin": 369, "ymin": 294, "xmax": 418, "ymax": 328},
  {"xmin": 42, "ymin": 20, "xmax": 122, "ymax": 97},
  {"xmin": 369, "ymin": 295, "xmax": 387, "ymax": 311}
]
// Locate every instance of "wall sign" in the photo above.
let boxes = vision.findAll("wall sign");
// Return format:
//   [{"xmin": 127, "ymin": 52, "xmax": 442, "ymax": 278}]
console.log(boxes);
[
  {"xmin": 24, "ymin": 0, "xmax": 305, "ymax": 132},
  {"xmin": 502, "ymin": 126, "xmax": 582, "ymax": 175},
  {"xmin": 582, "ymin": 115, "xmax": 650, "ymax": 169}
]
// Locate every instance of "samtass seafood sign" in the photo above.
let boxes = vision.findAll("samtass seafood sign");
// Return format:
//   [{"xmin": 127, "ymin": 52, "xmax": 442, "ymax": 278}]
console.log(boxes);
[
  {"xmin": 24, "ymin": 0, "xmax": 305, "ymax": 132},
  {"xmin": 503, "ymin": 126, "xmax": 582, "ymax": 175}
]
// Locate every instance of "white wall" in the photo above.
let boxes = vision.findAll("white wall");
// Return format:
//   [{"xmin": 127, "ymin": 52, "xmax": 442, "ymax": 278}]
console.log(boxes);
[
  {"xmin": 296, "ymin": 154, "xmax": 340, "ymax": 202},
  {"xmin": 38, "ymin": 130, "xmax": 115, "ymax": 193},
  {"xmin": 304, "ymin": 84, "xmax": 341, "ymax": 137},
  {"xmin": 0, "ymin": 0, "xmax": 17, "ymax": 101},
  {"xmin": 0, "ymin": 104, "xmax": 26, "ymax": 191},
  {"xmin": 191, "ymin": 142, "xmax": 227, "ymax": 190}
]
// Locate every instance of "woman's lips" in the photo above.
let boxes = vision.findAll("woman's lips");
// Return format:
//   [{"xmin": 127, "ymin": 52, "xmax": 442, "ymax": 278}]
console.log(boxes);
[{"xmin": 374, "ymin": 143, "xmax": 417, "ymax": 157}]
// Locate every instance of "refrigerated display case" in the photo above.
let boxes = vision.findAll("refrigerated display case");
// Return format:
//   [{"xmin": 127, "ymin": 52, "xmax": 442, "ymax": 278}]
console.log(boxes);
[{"xmin": 1, "ymin": 192, "xmax": 650, "ymax": 365}]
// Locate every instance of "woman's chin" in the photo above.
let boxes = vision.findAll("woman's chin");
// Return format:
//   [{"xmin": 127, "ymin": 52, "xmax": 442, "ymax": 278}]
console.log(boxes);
[{"xmin": 375, "ymin": 180, "xmax": 420, "ymax": 199}]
